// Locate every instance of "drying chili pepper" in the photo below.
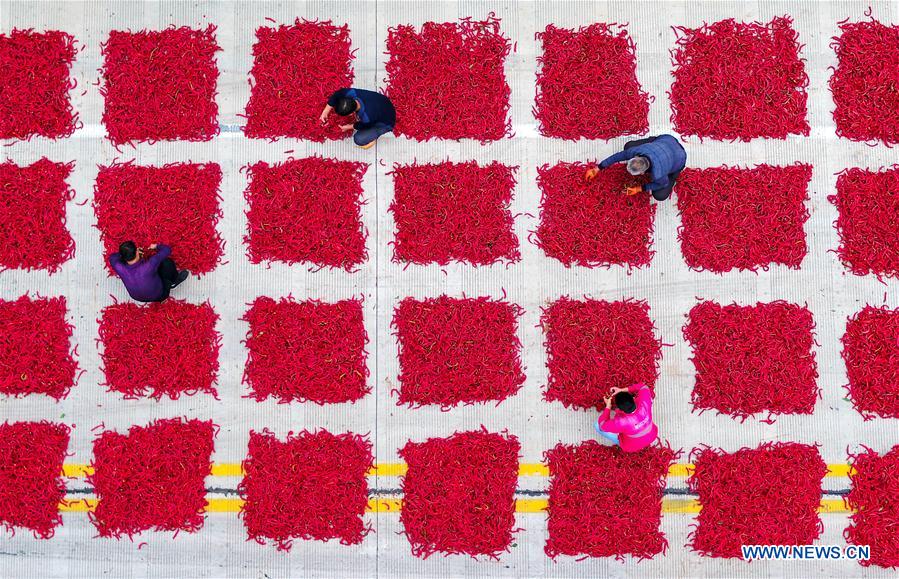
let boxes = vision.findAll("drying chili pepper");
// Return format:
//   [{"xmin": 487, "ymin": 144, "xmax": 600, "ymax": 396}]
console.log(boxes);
[
  {"xmin": 535, "ymin": 23, "xmax": 649, "ymax": 140},
  {"xmin": 675, "ymin": 164, "xmax": 812, "ymax": 273},
  {"xmin": 0, "ymin": 29, "xmax": 78, "ymax": 140},
  {"xmin": 244, "ymin": 19, "xmax": 354, "ymax": 141},
  {"xmin": 0, "ymin": 421, "xmax": 70, "ymax": 539},
  {"xmin": 88, "ymin": 418, "xmax": 216, "ymax": 539},
  {"xmin": 0, "ymin": 159, "xmax": 75, "ymax": 273},
  {"xmin": 683, "ymin": 300, "xmax": 818, "ymax": 421},
  {"xmin": 398, "ymin": 428, "xmax": 520, "ymax": 559},
  {"xmin": 541, "ymin": 297, "xmax": 661, "ymax": 409},
  {"xmin": 829, "ymin": 165, "xmax": 899, "ymax": 279},
  {"xmin": 239, "ymin": 429, "xmax": 373, "ymax": 550},
  {"xmin": 384, "ymin": 15, "xmax": 512, "ymax": 142},
  {"xmin": 534, "ymin": 162, "xmax": 654, "ymax": 269},
  {"xmin": 669, "ymin": 16, "xmax": 810, "ymax": 141},
  {"xmin": 100, "ymin": 26, "xmax": 220, "ymax": 145},
  {"xmin": 841, "ymin": 306, "xmax": 899, "ymax": 419},
  {"xmin": 388, "ymin": 160, "xmax": 519, "ymax": 266},
  {"xmin": 0, "ymin": 295, "xmax": 78, "ymax": 399},
  {"xmin": 545, "ymin": 440, "xmax": 679, "ymax": 560},
  {"xmin": 93, "ymin": 161, "xmax": 224, "ymax": 275},
  {"xmin": 844, "ymin": 445, "xmax": 899, "ymax": 568},
  {"xmin": 244, "ymin": 156, "xmax": 368, "ymax": 271},
  {"xmin": 392, "ymin": 295, "xmax": 525, "ymax": 408},
  {"xmin": 688, "ymin": 442, "xmax": 826, "ymax": 558},
  {"xmin": 830, "ymin": 17, "xmax": 899, "ymax": 145},
  {"xmin": 242, "ymin": 297, "xmax": 370, "ymax": 405},
  {"xmin": 98, "ymin": 299, "xmax": 221, "ymax": 400}
]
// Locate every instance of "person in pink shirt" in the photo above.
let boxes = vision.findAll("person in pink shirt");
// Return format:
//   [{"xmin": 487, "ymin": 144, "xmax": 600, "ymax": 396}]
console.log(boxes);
[{"xmin": 594, "ymin": 383, "xmax": 658, "ymax": 453}]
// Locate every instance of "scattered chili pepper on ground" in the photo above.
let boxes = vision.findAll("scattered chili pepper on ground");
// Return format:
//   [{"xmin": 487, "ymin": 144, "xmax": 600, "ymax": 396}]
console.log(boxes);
[
  {"xmin": 88, "ymin": 418, "xmax": 215, "ymax": 539},
  {"xmin": 244, "ymin": 19, "xmax": 353, "ymax": 141},
  {"xmin": 239, "ymin": 429, "xmax": 373, "ymax": 550},
  {"xmin": 0, "ymin": 421, "xmax": 69, "ymax": 539},
  {"xmin": 0, "ymin": 159, "xmax": 75, "ymax": 273},
  {"xmin": 844, "ymin": 445, "xmax": 899, "ymax": 568},
  {"xmin": 688, "ymin": 442, "xmax": 826, "ymax": 558},
  {"xmin": 830, "ymin": 17, "xmax": 899, "ymax": 145},
  {"xmin": 100, "ymin": 26, "xmax": 220, "ymax": 145},
  {"xmin": 384, "ymin": 15, "xmax": 511, "ymax": 142},
  {"xmin": 683, "ymin": 300, "xmax": 818, "ymax": 421},
  {"xmin": 841, "ymin": 306, "xmax": 899, "ymax": 419},
  {"xmin": 242, "ymin": 297, "xmax": 369, "ymax": 404},
  {"xmin": 399, "ymin": 428, "xmax": 520, "ymax": 559},
  {"xmin": 829, "ymin": 165, "xmax": 899, "ymax": 279},
  {"xmin": 389, "ymin": 160, "xmax": 519, "ymax": 266},
  {"xmin": 541, "ymin": 297, "xmax": 661, "ymax": 410},
  {"xmin": 535, "ymin": 23, "xmax": 649, "ymax": 140},
  {"xmin": 534, "ymin": 162, "xmax": 654, "ymax": 269},
  {"xmin": 98, "ymin": 299, "xmax": 221, "ymax": 400},
  {"xmin": 675, "ymin": 164, "xmax": 812, "ymax": 272},
  {"xmin": 0, "ymin": 29, "xmax": 78, "ymax": 140},
  {"xmin": 669, "ymin": 16, "xmax": 810, "ymax": 141},
  {"xmin": 245, "ymin": 156, "xmax": 367, "ymax": 271},
  {"xmin": 545, "ymin": 441, "xmax": 678, "ymax": 560},
  {"xmin": 94, "ymin": 161, "xmax": 224, "ymax": 275},
  {"xmin": 393, "ymin": 296, "xmax": 525, "ymax": 408}
]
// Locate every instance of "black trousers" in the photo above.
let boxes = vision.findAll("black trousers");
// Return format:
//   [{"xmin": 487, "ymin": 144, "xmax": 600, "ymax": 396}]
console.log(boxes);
[
  {"xmin": 624, "ymin": 138, "xmax": 679, "ymax": 201},
  {"xmin": 155, "ymin": 257, "xmax": 179, "ymax": 301}
]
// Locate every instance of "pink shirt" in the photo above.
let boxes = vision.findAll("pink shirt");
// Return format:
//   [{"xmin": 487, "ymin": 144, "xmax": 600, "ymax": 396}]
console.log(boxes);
[{"xmin": 597, "ymin": 383, "xmax": 658, "ymax": 453}]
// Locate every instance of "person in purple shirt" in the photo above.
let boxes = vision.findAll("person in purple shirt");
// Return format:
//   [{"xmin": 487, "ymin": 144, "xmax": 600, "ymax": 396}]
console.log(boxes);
[{"xmin": 109, "ymin": 241, "xmax": 189, "ymax": 303}]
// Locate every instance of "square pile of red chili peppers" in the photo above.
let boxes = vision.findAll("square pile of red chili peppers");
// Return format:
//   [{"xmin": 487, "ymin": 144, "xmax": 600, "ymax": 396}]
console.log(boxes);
[
  {"xmin": 0, "ymin": 295, "xmax": 78, "ymax": 399},
  {"xmin": 684, "ymin": 301, "xmax": 818, "ymax": 421},
  {"xmin": 534, "ymin": 163, "xmax": 655, "ymax": 269},
  {"xmin": 384, "ymin": 15, "xmax": 511, "ymax": 142},
  {"xmin": 244, "ymin": 20, "xmax": 354, "ymax": 141},
  {"xmin": 0, "ymin": 29, "xmax": 78, "ymax": 140},
  {"xmin": 98, "ymin": 299, "xmax": 221, "ymax": 400},
  {"xmin": 844, "ymin": 445, "xmax": 899, "ymax": 568},
  {"xmin": 676, "ymin": 164, "xmax": 812, "ymax": 272},
  {"xmin": 0, "ymin": 421, "xmax": 69, "ymax": 539},
  {"xmin": 88, "ymin": 418, "xmax": 215, "ymax": 539},
  {"xmin": 535, "ymin": 23, "xmax": 650, "ymax": 140},
  {"xmin": 242, "ymin": 297, "xmax": 370, "ymax": 404},
  {"xmin": 669, "ymin": 16, "xmax": 810, "ymax": 141},
  {"xmin": 389, "ymin": 160, "xmax": 519, "ymax": 266},
  {"xmin": 541, "ymin": 297, "xmax": 661, "ymax": 409},
  {"xmin": 830, "ymin": 17, "xmax": 899, "ymax": 145},
  {"xmin": 392, "ymin": 296, "xmax": 525, "ymax": 408},
  {"xmin": 841, "ymin": 306, "xmax": 899, "ymax": 419},
  {"xmin": 244, "ymin": 156, "xmax": 368, "ymax": 271},
  {"xmin": 239, "ymin": 429, "xmax": 373, "ymax": 551},
  {"xmin": 688, "ymin": 442, "xmax": 827, "ymax": 558},
  {"xmin": 0, "ymin": 159, "xmax": 75, "ymax": 273},
  {"xmin": 94, "ymin": 161, "xmax": 224, "ymax": 275},
  {"xmin": 100, "ymin": 26, "xmax": 220, "ymax": 145},
  {"xmin": 544, "ymin": 441, "xmax": 677, "ymax": 561},
  {"xmin": 399, "ymin": 428, "xmax": 520, "ymax": 559},
  {"xmin": 829, "ymin": 166, "xmax": 899, "ymax": 279}
]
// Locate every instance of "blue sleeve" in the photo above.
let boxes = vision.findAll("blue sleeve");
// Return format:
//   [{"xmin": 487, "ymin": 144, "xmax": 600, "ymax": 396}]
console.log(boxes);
[
  {"xmin": 147, "ymin": 244, "xmax": 171, "ymax": 267},
  {"xmin": 645, "ymin": 173, "xmax": 670, "ymax": 192},
  {"xmin": 599, "ymin": 150, "xmax": 634, "ymax": 168},
  {"xmin": 327, "ymin": 88, "xmax": 349, "ymax": 106}
]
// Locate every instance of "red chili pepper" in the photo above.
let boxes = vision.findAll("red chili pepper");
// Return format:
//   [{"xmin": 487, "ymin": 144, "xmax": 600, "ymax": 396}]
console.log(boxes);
[
  {"xmin": 841, "ymin": 305, "xmax": 899, "ymax": 419},
  {"xmin": 844, "ymin": 445, "xmax": 899, "ymax": 568}
]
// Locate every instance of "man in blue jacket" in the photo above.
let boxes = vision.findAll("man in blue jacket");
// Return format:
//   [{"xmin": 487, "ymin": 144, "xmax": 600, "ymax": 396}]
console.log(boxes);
[
  {"xmin": 585, "ymin": 135, "xmax": 687, "ymax": 201},
  {"xmin": 321, "ymin": 87, "xmax": 396, "ymax": 149},
  {"xmin": 109, "ymin": 241, "xmax": 189, "ymax": 303}
]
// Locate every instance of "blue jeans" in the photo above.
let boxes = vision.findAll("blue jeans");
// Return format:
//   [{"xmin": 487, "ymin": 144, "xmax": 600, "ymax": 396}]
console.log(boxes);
[
  {"xmin": 594, "ymin": 421, "xmax": 619, "ymax": 445},
  {"xmin": 354, "ymin": 123, "xmax": 393, "ymax": 146}
]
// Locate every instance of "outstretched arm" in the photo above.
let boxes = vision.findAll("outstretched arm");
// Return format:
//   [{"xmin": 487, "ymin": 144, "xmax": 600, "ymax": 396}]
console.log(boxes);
[
  {"xmin": 146, "ymin": 244, "xmax": 171, "ymax": 268},
  {"xmin": 598, "ymin": 150, "xmax": 633, "ymax": 168}
]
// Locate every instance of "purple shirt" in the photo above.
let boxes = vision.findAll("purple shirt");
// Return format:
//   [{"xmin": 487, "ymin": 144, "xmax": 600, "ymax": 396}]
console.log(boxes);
[{"xmin": 109, "ymin": 244, "xmax": 171, "ymax": 302}]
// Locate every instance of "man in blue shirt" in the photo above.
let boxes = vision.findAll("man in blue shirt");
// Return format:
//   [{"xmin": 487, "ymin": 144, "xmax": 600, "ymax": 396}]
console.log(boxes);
[
  {"xmin": 321, "ymin": 87, "xmax": 396, "ymax": 149},
  {"xmin": 109, "ymin": 241, "xmax": 189, "ymax": 302},
  {"xmin": 586, "ymin": 135, "xmax": 688, "ymax": 201}
]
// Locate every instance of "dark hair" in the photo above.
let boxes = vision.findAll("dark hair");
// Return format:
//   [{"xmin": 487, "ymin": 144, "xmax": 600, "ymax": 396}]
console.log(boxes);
[
  {"xmin": 614, "ymin": 391, "xmax": 636, "ymax": 414},
  {"xmin": 119, "ymin": 241, "xmax": 137, "ymax": 262},
  {"xmin": 334, "ymin": 97, "xmax": 357, "ymax": 116}
]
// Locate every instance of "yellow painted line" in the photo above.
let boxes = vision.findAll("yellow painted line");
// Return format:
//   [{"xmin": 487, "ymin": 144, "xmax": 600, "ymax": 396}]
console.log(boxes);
[
  {"xmin": 827, "ymin": 464, "xmax": 854, "ymax": 477},
  {"xmin": 63, "ymin": 464, "xmax": 93, "ymax": 477},
  {"xmin": 668, "ymin": 464, "xmax": 693, "ymax": 477},
  {"xmin": 209, "ymin": 463, "xmax": 244, "ymax": 477},
  {"xmin": 369, "ymin": 463, "xmax": 406, "ymax": 477}
]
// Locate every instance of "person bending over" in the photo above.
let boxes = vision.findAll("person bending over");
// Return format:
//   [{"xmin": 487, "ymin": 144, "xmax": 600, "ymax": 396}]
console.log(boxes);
[
  {"xmin": 595, "ymin": 383, "xmax": 658, "ymax": 453},
  {"xmin": 585, "ymin": 134, "xmax": 687, "ymax": 201},
  {"xmin": 321, "ymin": 87, "xmax": 396, "ymax": 149},
  {"xmin": 109, "ymin": 241, "xmax": 189, "ymax": 303}
]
